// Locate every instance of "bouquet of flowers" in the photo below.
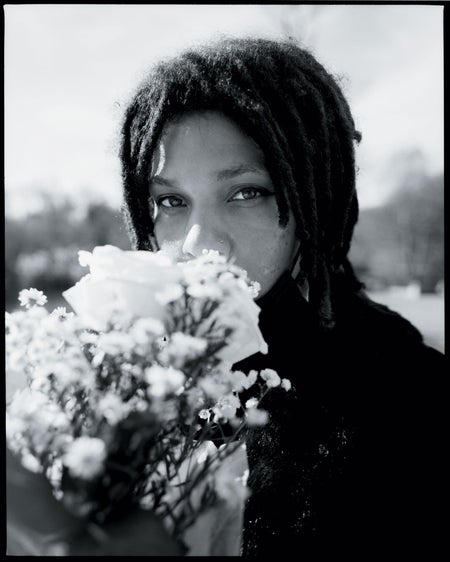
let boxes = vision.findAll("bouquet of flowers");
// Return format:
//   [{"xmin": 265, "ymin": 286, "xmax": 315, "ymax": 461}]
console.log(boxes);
[{"xmin": 6, "ymin": 245, "xmax": 291, "ymax": 555}]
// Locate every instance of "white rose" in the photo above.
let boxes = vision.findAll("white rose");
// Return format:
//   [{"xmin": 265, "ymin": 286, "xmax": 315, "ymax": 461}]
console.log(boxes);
[
  {"xmin": 62, "ymin": 245, "xmax": 182, "ymax": 331},
  {"xmin": 78, "ymin": 245, "xmax": 174, "ymax": 282}
]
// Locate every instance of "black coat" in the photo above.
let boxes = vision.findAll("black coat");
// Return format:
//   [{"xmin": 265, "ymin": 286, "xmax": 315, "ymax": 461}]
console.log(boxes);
[{"xmin": 235, "ymin": 272, "xmax": 446, "ymax": 556}]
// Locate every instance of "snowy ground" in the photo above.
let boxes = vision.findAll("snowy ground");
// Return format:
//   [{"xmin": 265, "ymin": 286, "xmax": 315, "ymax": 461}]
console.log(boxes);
[{"xmin": 368, "ymin": 291, "xmax": 445, "ymax": 354}]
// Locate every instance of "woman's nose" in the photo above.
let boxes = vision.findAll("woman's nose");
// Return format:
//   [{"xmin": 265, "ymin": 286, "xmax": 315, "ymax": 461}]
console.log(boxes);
[{"xmin": 182, "ymin": 221, "xmax": 231, "ymax": 259}]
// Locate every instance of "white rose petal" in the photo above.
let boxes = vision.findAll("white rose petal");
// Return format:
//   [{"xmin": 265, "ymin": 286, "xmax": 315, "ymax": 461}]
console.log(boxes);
[
  {"xmin": 213, "ymin": 288, "xmax": 267, "ymax": 365},
  {"xmin": 63, "ymin": 245, "xmax": 182, "ymax": 331},
  {"xmin": 78, "ymin": 250, "xmax": 92, "ymax": 267}
]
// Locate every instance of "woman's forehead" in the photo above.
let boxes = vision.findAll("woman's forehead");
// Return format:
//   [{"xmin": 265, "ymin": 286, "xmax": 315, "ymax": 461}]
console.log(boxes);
[{"xmin": 151, "ymin": 111, "xmax": 266, "ymax": 178}]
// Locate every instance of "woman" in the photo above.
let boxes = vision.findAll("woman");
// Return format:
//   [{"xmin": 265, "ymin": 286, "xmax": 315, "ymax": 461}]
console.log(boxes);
[{"xmin": 119, "ymin": 37, "xmax": 445, "ymax": 555}]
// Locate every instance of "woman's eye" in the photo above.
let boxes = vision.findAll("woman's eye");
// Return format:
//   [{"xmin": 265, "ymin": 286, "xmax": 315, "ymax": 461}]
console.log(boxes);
[
  {"xmin": 158, "ymin": 196, "xmax": 185, "ymax": 208},
  {"xmin": 231, "ymin": 187, "xmax": 269, "ymax": 201}
]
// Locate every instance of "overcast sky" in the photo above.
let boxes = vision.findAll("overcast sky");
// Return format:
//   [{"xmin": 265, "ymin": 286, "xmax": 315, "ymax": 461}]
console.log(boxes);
[{"xmin": 4, "ymin": 4, "xmax": 443, "ymax": 217}]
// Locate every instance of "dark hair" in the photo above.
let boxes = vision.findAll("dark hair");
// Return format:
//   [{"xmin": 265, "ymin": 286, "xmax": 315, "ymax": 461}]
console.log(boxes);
[{"xmin": 120, "ymin": 37, "xmax": 362, "ymax": 329}]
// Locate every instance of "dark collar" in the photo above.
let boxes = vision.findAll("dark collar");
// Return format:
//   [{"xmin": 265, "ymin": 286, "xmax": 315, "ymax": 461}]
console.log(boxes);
[
  {"xmin": 233, "ymin": 272, "xmax": 316, "ymax": 377},
  {"xmin": 256, "ymin": 271, "xmax": 314, "ymax": 333}
]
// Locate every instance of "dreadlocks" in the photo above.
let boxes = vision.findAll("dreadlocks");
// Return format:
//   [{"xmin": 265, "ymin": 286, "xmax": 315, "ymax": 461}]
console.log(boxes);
[{"xmin": 120, "ymin": 37, "xmax": 362, "ymax": 329}]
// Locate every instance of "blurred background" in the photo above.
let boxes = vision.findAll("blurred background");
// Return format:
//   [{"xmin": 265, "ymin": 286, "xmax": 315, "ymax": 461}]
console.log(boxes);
[{"xmin": 4, "ymin": 4, "xmax": 444, "ymax": 352}]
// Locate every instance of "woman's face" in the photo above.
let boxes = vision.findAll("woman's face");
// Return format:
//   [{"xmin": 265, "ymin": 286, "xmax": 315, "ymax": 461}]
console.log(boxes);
[{"xmin": 149, "ymin": 111, "xmax": 298, "ymax": 297}]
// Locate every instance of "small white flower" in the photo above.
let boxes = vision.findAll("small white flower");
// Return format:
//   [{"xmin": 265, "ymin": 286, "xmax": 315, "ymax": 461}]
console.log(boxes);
[
  {"xmin": 230, "ymin": 370, "xmax": 248, "ymax": 392},
  {"xmin": 246, "ymin": 408, "xmax": 269, "ymax": 426},
  {"xmin": 201, "ymin": 248, "xmax": 224, "ymax": 260},
  {"xmin": 26, "ymin": 334, "xmax": 64, "ymax": 365},
  {"xmin": 48, "ymin": 408, "xmax": 72, "ymax": 432},
  {"xmin": 184, "ymin": 387, "xmax": 205, "ymax": 412},
  {"xmin": 18, "ymin": 288, "xmax": 47, "ymax": 308},
  {"xmin": 145, "ymin": 365, "xmax": 185, "ymax": 398},
  {"xmin": 32, "ymin": 362, "xmax": 80, "ymax": 389},
  {"xmin": 127, "ymin": 396, "xmax": 150, "ymax": 413},
  {"xmin": 98, "ymin": 393, "xmax": 129, "ymax": 425},
  {"xmin": 97, "ymin": 331, "xmax": 134, "ymax": 356},
  {"xmin": 281, "ymin": 378, "xmax": 292, "ymax": 391},
  {"xmin": 217, "ymin": 271, "xmax": 236, "ymax": 284},
  {"xmin": 198, "ymin": 374, "xmax": 231, "ymax": 401},
  {"xmin": 260, "ymin": 368, "xmax": 281, "ymax": 388},
  {"xmin": 155, "ymin": 283, "xmax": 184, "ymax": 305},
  {"xmin": 159, "ymin": 332, "xmax": 208, "ymax": 368},
  {"xmin": 79, "ymin": 331, "xmax": 100, "ymax": 345},
  {"xmin": 51, "ymin": 307, "xmax": 75, "ymax": 320},
  {"xmin": 186, "ymin": 282, "xmax": 222, "ymax": 300},
  {"xmin": 63, "ymin": 436, "xmax": 107, "ymax": 480},
  {"xmin": 5, "ymin": 414, "xmax": 27, "ymax": 445},
  {"xmin": 21, "ymin": 452, "xmax": 42, "ymax": 473},
  {"xmin": 198, "ymin": 408, "xmax": 211, "ymax": 420},
  {"xmin": 170, "ymin": 332, "xmax": 207, "ymax": 357},
  {"xmin": 212, "ymin": 393, "xmax": 241, "ymax": 421},
  {"xmin": 248, "ymin": 281, "xmax": 261, "ymax": 299},
  {"xmin": 131, "ymin": 318, "xmax": 165, "ymax": 343},
  {"xmin": 7, "ymin": 387, "xmax": 49, "ymax": 418},
  {"xmin": 231, "ymin": 370, "xmax": 258, "ymax": 392},
  {"xmin": 245, "ymin": 397, "xmax": 258, "ymax": 409}
]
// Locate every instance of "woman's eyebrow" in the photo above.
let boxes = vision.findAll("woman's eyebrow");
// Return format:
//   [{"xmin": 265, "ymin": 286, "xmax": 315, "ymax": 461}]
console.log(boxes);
[
  {"xmin": 149, "ymin": 164, "xmax": 267, "ymax": 188},
  {"xmin": 150, "ymin": 176, "xmax": 179, "ymax": 189},
  {"xmin": 215, "ymin": 164, "xmax": 267, "ymax": 181}
]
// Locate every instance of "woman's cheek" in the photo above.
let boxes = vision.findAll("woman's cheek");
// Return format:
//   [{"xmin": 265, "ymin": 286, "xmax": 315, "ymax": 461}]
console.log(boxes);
[
  {"xmin": 255, "ymin": 228, "xmax": 298, "ymax": 293},
  {"xmin": 236, "ymin": 241, "xmax": 283, "ymax": 295}
]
